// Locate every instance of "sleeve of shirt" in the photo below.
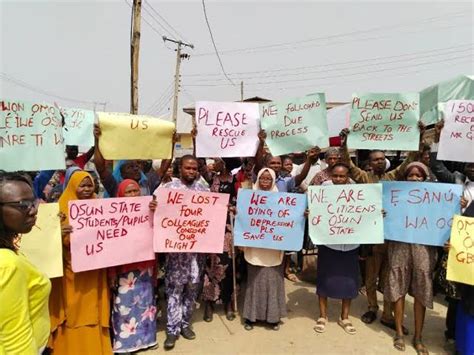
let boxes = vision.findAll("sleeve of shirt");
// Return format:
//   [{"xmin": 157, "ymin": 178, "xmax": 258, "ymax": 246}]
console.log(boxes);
[
  {"xmin": 102, "ymin": 173, "xmax": 118, "ymax": 197},
  {"xmin": 287, "ymin": 176, "xmax": 296, "ymax": 191},
  {"xmin": 0, "ymin": 264, "xmax": 37, "ymax": 354},
  {"xmin": 342, "ymin": 145, "xmax": 368, "ymax": 183},
  {"xmin": 386, "ymin": 151, "xmax": 418, "ymax": 181}
]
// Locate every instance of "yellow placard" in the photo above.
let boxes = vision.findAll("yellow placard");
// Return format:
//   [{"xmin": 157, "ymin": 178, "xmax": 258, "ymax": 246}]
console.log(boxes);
[
  {"xmin": 20, "ymin": 203, "xmax": 63, "ymax": 278},
  {"xmin": 180, "ymin": 134, "xmax": 194, "ymax": 149},
  {"xmin": 98, "ymin": 112, "xmax": 175, "ymax": 160},
  {"xmin": 447, "ymin": 215, "xmax": 474, "ymax": 286}
]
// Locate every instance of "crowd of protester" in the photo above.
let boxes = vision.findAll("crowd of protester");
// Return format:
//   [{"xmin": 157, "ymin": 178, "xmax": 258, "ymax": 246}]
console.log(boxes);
[{"xmin": 1, "ymin": 119, "xmax": 473, "ymax": 355}]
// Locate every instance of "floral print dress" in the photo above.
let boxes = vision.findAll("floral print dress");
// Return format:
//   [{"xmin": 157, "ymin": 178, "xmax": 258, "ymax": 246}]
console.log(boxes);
[{"xmin": 111, "ymin": 267, "xmax": 157, "ymax": 353}]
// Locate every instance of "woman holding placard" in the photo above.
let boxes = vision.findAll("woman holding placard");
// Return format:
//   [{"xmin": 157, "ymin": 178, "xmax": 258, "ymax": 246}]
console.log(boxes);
[
  {"xmin": 313, "ymin": 163, "xmax": 360, "ymax": 336},
  {"xmin": 385, "ymin": 162, "xmax": 437, "ymax": 354},
  {"xmin": 202, "ymin": 158, "xmax": 240, "ymax": 322},
  {"xmin": 107, "ymin": 179, "xmax": 158, "ymax": 353},
  {"xmin": 241, "ymin": 168, "xmax": 287, "ymax": 331},
  {"xmin": 0, "ymin": 171, "xmax": 51, "ymax": 354},
  {"xmin": 48, "ymin": 170, "xmax": 112, "ymax": 354}
]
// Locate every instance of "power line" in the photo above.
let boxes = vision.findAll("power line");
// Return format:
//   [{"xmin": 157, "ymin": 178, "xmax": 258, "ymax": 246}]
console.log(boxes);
[
  {"xmin": 193, "ymin": 11, "xmax": 469, "ymax": 57},
  {"xmin": 186, "ymin": 45, "xmax": 474, "ymax": 83},
  {"xmin": 201, "ymin": 0, "xmax": 236, "ymax": 86},
  {"xmin": 155, "ymin": 94, "xmax": 174, "ymax": 115},
  {"xmin": 184, "ymin": 43, "xmax": 473, "ymax": 78},
  {"xmin": 0, "ymin": 72, "xmax": 105, "ymax": 106},
  {"xmin": 144, "ymin": 81, "xmax": 174, "ymax": 114},
  {"xmin": 143, "ymin": 0, "xmax": 189, "ymax": 43},
  {"xmin": 124, "ymin": 0, "xmax": 165, "ymax": 38},
  {"xmin": 184, "ymin": 54, "xmax": 472, "ymax": 87}
]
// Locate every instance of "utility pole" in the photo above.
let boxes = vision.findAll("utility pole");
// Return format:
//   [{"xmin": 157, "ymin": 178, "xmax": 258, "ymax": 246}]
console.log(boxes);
[
  {"xmin": 163, "ymin": 36, "xmax": 194, "ymax": 124},
  {"xmin": 240, "ymin": 81, "xmax": 244, "ymax": 101},
  {"xmin": 130, "ymin": 0, "xmax": 142, "ymax": 114}
]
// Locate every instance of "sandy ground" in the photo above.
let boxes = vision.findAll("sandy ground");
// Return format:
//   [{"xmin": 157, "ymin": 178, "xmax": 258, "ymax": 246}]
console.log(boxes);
[{"xmin": 143, "ymin": 278, "xmax": 454, "ymax": 355}]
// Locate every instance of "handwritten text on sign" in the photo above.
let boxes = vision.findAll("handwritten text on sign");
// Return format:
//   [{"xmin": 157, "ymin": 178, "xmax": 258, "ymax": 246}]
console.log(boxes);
[
  {"xmin": 438, "ymin": 100, "xmax": 474, "ymax": 163},
  {"xmin": 447, "ymin": 215, "xmax": 474, "ymax": 285},
  {"xmin": 61, "ymin": 107, "xmax": 95, "ymax": 147},
  {"xmin": 0, "ymin": 99, "xmax": 65, "ymax": 171},
  {"xmin": 98, "ymin": 112, "xmax": 175, "ymax": 160},
  {"xmin": 234, "ymin": 189, "xmax": 307, "ymax": 251},
  {"xmin": 69, "ymin": 196, "xmax": 155, "ymax": 272},
  {"xmin": 383, "ymin": 182, "xmax": 462, "ymax": 246},
  {"xmin": 307, "ymin": 184, "xmax": 384, "ymax": 245},
  {"xmin": 153, "ymin": 189, "xmax": 229, "ymax": 253},
  {"xmin": 347, "ymin": 93, "xmax": 420, "ymax": 151},
  {"xmin": 260, "ymin": 94, "xmax": 329, "ymax": 156},
  {"xmin": 195, "ymin": 101, "xmax": 260, "ymax": 158}
]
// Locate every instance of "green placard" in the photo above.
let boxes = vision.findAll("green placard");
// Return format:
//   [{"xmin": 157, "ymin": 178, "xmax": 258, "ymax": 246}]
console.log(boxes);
[
  {"xmin": 347, "ymin": 93, "xmax": 420, "ymax": 151},
  {"xmin": 0, "ymin": 99, "xmax": 66, "ymax": 171},
  {"xmin": 307, "ymin": 183, "xmax": 384, "ymax": 245},
  {"xmin": 260, "ymin": 94, "xmax": 329, "ymax": 156}
]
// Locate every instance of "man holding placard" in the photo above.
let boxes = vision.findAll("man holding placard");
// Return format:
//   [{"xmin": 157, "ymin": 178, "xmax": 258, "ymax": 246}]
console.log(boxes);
[
  {"xmin": 154, "ymin": 155, "xmax": 209, "ymax": 350},
  {"xmin": 339, "ymin": 122, "xmax": 424, "ymax": 332}
]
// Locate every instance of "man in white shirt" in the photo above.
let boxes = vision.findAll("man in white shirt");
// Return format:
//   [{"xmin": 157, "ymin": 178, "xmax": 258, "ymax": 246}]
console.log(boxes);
[{"xmin": 292, "ymin": 147, "xmax": 327, "ymax": 192}]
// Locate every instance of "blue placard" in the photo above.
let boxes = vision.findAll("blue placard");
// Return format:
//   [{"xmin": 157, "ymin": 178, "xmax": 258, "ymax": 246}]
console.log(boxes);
[
  {"xmin": 234, "ymin": 189, "xmax": 307, "ymax": 251},
  {"xmin": 383, "ymin": 182, "xmax": 462, "ymax": 246}
]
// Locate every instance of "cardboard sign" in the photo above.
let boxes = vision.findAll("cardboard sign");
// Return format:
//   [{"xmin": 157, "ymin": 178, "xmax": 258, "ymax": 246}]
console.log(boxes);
[
  {"xmin": 383, "ymin": 182, "xmax": 462, "ymax": 246},
  {"xmin": 0, "ymin": 99, "xmax": 65, "ymax": 171},
  {"xmin": 347, "ymin": 93, "xmax": 420, "ymax": 151},
  {"xmin": 447, "ymin": 215, "xmax": 474, "ymax": 285},
  {"xmin": 69, "ymin": 196, "xmax": 155, "ymax": 272},
  {"xmin": 61, "ymin": 107, "xmax": 95, "ymax": 147},
  {"xmin": 153, "ymin": 188, "xmax": 229, "ymax": 253},
  {"xmin": 260, "ymin": 94, "xmax": 329, "ymax": 155},
  {"xmin": 308, "ymin": 184, "xmax": 384, "ymax": 245},
  {"xmin": 20, "ymin": 203, "xmax": 63, "ymax": 278},
  {"xmin": 195, "ymin": 101, "xmax": 260, "ymax": 158},
  {"xmin": 438, "ymin": 100, "xmax": 474, "ymax": 163},
  {"xmin": 98, "ymin": 112, "xmax": 175, "ymax": 159},
  {"xmin": 234, "ymin": 189, "xmax": 307, "ymax": 251}
]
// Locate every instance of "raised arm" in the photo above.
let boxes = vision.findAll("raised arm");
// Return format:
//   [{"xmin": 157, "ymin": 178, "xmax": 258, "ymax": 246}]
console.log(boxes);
[
  {"xmin": 93, "ymin": 123, "xmax": 112, "ymax": 180},
  {"xmin": 294, "ymin": 149, "xmax": 318, "ymax": 187},
  {"xmin": 254, "ymin": 129, "xmax": 267, "ymax": 173},
  {"xmin": 339, "ymin": 128, "xmax": 368, "ymax": 183},
  {"xmin": 429, "ymin": 120, "xmax": 457, "ymax": 183}
]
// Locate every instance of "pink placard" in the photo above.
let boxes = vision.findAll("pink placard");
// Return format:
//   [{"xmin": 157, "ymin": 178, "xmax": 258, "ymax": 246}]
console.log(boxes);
[
  {"xmin": 69, "ymin": 196, "xmax": 155, "ymax": 272},
  {"xmin": 153, "ymin": 188, "xmax": 230, "ymax": 253}
]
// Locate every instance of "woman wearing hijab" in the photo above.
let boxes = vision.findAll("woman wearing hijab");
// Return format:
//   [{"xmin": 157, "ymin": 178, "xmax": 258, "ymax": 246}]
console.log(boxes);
[
  {"xmin": 108, "ymin": 179, "xmax": 158, "ymax": 353},
  {"xmin": 202, "ymin": 158, "xmax": 240, "ymax": 322},
  {"xmin": 385, "ymin": 162, "xmax": 438, "ymax": 354},
  {"xmin": 0, "ymin": 171, "xmax": 51, "ymax": 354},
  {"xmin": 241, "ymin": 168, "xmax": 287, "ymax": 331},
  {"xmin": 48, "ymin": 170, "xmax": 112, "ymax": 354}
]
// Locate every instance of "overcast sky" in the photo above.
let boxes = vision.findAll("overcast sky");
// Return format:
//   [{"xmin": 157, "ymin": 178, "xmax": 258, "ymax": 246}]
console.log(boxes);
[{"xmin": 1, "ymin": 0, "xmax": 473, "ymax": 115}]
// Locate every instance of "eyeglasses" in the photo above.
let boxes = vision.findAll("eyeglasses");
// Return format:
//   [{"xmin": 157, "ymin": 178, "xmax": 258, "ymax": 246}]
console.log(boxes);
[
  {"xmin": 0, "ymin": 199, "xmax": 39, "ymax": 212},
  {"xmin": 259, "ymin": 177, "xmax": 273, "ymax": 182}
]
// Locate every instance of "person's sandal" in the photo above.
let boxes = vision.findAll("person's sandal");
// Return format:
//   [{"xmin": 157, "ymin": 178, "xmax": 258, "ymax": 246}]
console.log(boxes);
[
  {"xmin": 285, "ymin": 273, "xmax": 299, "ymax": 282},
  {"xmin": 244, "ymin": 321, "xmax": 254, "ymax": 331},
  {"xmin": 337, "ymin": 318, "xmax": 356, "ymax": 335},
  {"xmin": 413, "ymin": 338, "xmax": 429, "ymax": 355},
  {"xmin": 313, "ymin": 317, "xmax": 328, "ymax": 333},
  {"xmin": 393, "ymin": 334, "xmax": 405, "ymax": 351},
  {"xmin": 361, "ymin": 310, "xmax": 377, "ymax": 324}
]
